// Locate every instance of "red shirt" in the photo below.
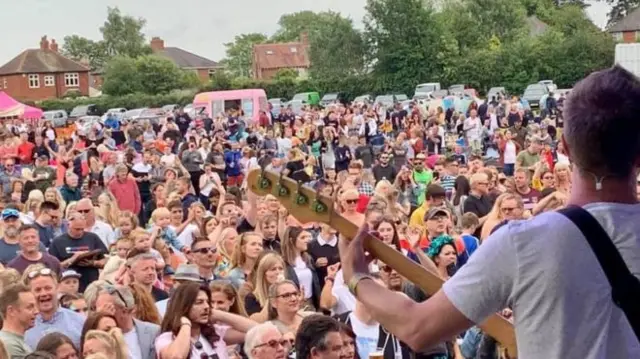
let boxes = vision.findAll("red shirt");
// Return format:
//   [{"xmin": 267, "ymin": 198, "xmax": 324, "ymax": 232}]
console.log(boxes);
[{"xmin": 17, "ymin": 142, "xmax": 35, "ymax": 164}]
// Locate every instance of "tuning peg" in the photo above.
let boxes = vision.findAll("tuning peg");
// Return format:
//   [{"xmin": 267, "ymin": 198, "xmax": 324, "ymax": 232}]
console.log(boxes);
[
  {"xmin": 258, "ymin": 169, "xmax": 271, "ymax": 190},
  {"xmin": 276, "ymin": 172, "xmax": 289, "ymax": 197},
  {"xmin": 311, "ymin": 196, "xmax": 327, "ymax": 213},
  {"xmin": 294, "ymin": 181, "xmax": 308, "ymax": 206}
]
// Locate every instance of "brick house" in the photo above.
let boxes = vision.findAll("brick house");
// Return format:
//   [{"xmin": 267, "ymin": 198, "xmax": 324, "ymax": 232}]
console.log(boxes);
[
  {"xmin": 150, "ymin": 37, "xmax": 222, "ymax": 82},
  {"xmin": 608, "ymin": 7, "xmax": 640, "ymax": 43},
  {"xmin": 0, "ymin": 36, "xmax": 90, "ymax": 102},
  {"xmin": 252, "ymin": 33, "xmax": 311, "ymax": 80}
]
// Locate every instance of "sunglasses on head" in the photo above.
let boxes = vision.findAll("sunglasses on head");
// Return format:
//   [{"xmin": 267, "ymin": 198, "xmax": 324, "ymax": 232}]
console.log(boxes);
[
  {"xmin": 105, "ymin": 285, "xmax": 129, "ymax": 309},
  {"xmin": 27, "ymin": 268, "xmax": 53, "ymax": 279}
]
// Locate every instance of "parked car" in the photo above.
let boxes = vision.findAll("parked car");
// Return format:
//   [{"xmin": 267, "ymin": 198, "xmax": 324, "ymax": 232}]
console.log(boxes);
[
  {"xmin": 286, "ymin": 100, "xmax": 306, "ymax": 116},
  {"xmin": 432, "ymin": 89, "xmax": 449, "ymax": 99},
  {"xmin": 162, "ymin": 104, "xmax": 179, "ymax": 114},
  {"xmin": 353, "ymin": 94, "xmax": 373, "ymax": 106},
  {"xmin": 69, "ymin": 104, "xmax": 100, "ymax": 119},
  {"xmin": 122, "ymin": 108, "xmax": 149, "ymax": 123},
  {"xmin": 268, "ymin": 98, "xmax": 287, "ymax": 114},
  {"xmin": 100, "ymin": 108, "xmax": 127, "ymax": 124},
  {"xmin": 321, "ymin": 93, "xmax": 345, "ymax": 107},
  {"xmin": 292, "ymin": 92, "xmax": 320, "ymax": 106},
  {"xmin": 394, "ymin": 94, "xmax": 408, "ymax": 102},
  {"xmin": 414, "ymin": 82, "xmax": 441, "ymax": 96},
  {"xmin": 523, "ymin": 83, "xmax": 549, "ymax": 109},
  {"xmin": 486, "ymin": 87, "xmax": 507, "ymax": 101},
  {"xmin": 42, "ymin": 110, "xmax": 68, "ymax": 128},
  {"xmin": 374, "ymin": 95, "xmax": 396, "ymax": 108},
  {"xmin": 539, "ymin": 80, "xmax": 557, "ymax": 93},
  {"xmin": 448, "ymin": 84, "xmax": 465, "ymax": 96}
]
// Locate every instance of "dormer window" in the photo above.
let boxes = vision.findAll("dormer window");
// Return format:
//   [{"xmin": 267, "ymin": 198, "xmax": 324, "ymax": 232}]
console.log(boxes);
[{"xmin": 290, "ymin": 47, "xmax": 297, "ymax": 53}]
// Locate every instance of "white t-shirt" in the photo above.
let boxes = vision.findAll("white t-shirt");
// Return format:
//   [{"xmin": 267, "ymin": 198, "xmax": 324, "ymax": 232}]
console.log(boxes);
[
  {"xmin": 123, "ymin": 327, "xmax": 142, "ymax": 359},
  {"xmin": 504, "ymin": 141, "xmax": 517, "ymax": 165},
  {"xmin": 177, "ymin": 223, "xmax": 199, "ymax": 249},
  {"xmin": 294, "ymin": 256, "xmax": 313, "ymax": 300},
  {"xmin": 443, "ymin": 203, "xmax": 640, "ymax": 359},
  {"xmin": 331, "ymin": 270, "xmax": 356, "ymax": 316},
  {"xmin": 349, "ymin": 313, "xmax": 380, "ymax": 359}
]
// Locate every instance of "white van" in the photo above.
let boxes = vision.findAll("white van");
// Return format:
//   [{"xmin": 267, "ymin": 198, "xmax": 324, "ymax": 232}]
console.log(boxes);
[{"xmin": 414, "ymin": 82, "xmax": 441, "ymax": 96}]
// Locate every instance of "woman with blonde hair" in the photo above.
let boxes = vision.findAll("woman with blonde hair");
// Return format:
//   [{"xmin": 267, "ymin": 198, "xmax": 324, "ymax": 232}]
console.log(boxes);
[
  {"xmin": 82, "ymin": 328, "xmax": 127, "ymax": 359},
  {"xmin": 244, "ymin": 252, "xmax": 286, "ymax": 322},
  {"xmin": 96, "ymin": 192, "xmax": 119, "ymax": 227},
  {"xmin": 44, "ymin": 187, "xmax": 66, "ymax": 212},
  {"xmin": 22, "ymin": 191, "xmax": 44, "ymax": 223},
  {"xmin": 553, "ymin": 163, "xmax": 572, "ymax": 194},
  {"xmin": 227, "ymin": 232, "xmax": 264, "ymax": 289},
  {"xmin": 213, "ymin": 227, "xmax": 238, "ymax": 278},
  {"xmin": 338, "ymin": 188, "xmax": 364, "ymax": 226},
  {"xmin": 266, "ymin": 280, "xmax": 315, "ymax": 335},
  {"xmin": 480, "ymin": 193, "xmax": 525, "ymax": 240}
]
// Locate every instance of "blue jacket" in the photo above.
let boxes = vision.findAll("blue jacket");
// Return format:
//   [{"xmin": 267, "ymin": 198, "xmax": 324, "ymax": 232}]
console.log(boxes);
[{"xmin": 224, "ymin": 150, "xmax": 242, "ymax": 177}]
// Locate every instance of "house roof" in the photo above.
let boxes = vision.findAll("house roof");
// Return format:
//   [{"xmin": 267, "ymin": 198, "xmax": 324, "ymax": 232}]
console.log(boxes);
[
  {"xmin": 608, "ymin": 7, "xmax": 640, "ymax": 32},
  {"xmin": 154, "ymin": 47, "xmax": 219, "ymax": 69},
  {"xmin": 253, "ymin": 42, "xmax": 310, "ymax": 70},
  {"xmin": 0, "ymin": 49, "xmax": 89, "ymax": 75}
]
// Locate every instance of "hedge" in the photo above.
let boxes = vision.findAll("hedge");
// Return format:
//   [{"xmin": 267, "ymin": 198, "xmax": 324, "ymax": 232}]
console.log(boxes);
[{"xmin": 37, "ymin": 91, "xmax": 196, "ymax": 113}]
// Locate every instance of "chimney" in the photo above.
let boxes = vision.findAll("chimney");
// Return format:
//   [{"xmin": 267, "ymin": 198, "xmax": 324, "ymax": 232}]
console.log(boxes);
[
  {"xmin": 40, "ymin": 36, "xmax": 49, "ymax": 50},
  {"xmin": 150, "ymin": 37, "xmax": 165, "ymax": 51},
  {"xmin": 50, "ymin": 39, "xmax": 58, "ymax": 52},
  {"xmin": 300, "ymin": 32, "xmax": 309, "ymax": 44}
]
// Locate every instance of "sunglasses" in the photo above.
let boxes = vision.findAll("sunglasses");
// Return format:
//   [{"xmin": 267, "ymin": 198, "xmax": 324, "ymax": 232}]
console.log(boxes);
[
  {"xmin": 255, "ymin": 339, "xmax": 290, "ymax": 349},
  {"xmin": 345, "ymin": 199, "xmax": 358, "ymax": 205},
  {"xmin": 275, "ymin": 292, "xmax": 300, "ymax": 300},
  {"xmin": 27, "ymin": 268, "xmax": 53, "ymax": 279},
  {"xmin": 195, "ymin": 247, "xmax": 217, "ymax": 255},
  {"xmin": 105, "ymin": 285, "xmax": 129, "ymax": 308},
  {"xmin": 77, "ymin": 209, "xmax": 91, "ymax": 214},
  {"xmin": 380, "ymin": 265, "xmax": 393, "ymax": 273}
]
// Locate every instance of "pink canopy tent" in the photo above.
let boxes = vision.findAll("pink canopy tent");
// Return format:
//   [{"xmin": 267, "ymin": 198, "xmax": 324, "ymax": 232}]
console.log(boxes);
[{"xmin": 0, "ymin": 91, "xmax": 43, "ymax": 119}]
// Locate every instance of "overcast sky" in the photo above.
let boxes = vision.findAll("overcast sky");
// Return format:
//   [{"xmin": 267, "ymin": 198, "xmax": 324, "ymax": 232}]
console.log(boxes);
[{"xmin": 0, "ymin": 0, "xmax": 610, "ymax": 66}]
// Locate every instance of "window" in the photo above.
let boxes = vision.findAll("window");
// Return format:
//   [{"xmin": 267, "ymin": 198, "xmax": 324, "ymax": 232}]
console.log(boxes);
[
  {"xmin": 290, "ymin": 47, "xmax": 298, "ymax": 53},
  {"xmin": 44, "ymin": 75, "xmax": 55, "ymax": 87},
  {"xmin": 266, "ymin": 50, "xmax": 274, "ymax": 55},
  {"xmin": 0, "ymin": 78, "xmax": 5, "ymax": 89},
  {"xmin": 613, "ymin": 32, "xmax": 623, "ymax": 42},
  {"xmin": 64, "ymin": 73, "xmax": 79, "ymax": 87},
  {"xmin": 28, "ymin": 74, "xmax": 39, "ymax": 88},
  {"xmin": 208, "ymin": 69, "xmax": 216, "ymax": 79}
]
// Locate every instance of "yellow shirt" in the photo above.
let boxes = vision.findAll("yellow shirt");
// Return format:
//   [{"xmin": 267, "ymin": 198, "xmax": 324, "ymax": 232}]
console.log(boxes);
[{"xmin": 409, "ymin": 204, "xmax": 429, "ymax": 228}]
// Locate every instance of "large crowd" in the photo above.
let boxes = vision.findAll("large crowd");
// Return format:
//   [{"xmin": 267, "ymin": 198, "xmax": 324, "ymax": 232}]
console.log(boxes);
[{"xmin": 0, "ymin": 67, "xmax": 636, "ymax": 359}]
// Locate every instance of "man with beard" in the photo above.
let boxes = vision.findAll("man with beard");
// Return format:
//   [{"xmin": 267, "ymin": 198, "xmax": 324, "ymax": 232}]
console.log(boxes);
[
  {"xmin": 0, "ymin": 208, "xmax": 46, "ymax": 265},
  {"xmin": 372, "ymin": 152, "xmax": 397, "ymax": 183},
  {"xmin": 94, "ymin": 285, "xmax": 160, "ymax": 359},
  {"xmin": 23, "ymin": 264, "xmax": 85, "ymax": 349},
  {"xmin": 8, "ymin": 224, "xmax": 61, "ymax": 274},
  {"xmin": 0, "ymin": 283, "xmax": 38, "ymax": 357}
]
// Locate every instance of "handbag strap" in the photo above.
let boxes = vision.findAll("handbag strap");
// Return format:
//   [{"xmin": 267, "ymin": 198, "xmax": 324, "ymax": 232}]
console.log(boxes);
[{"xmin": 558, "ymin": 205, "xmax": 640, "ymax": 341}]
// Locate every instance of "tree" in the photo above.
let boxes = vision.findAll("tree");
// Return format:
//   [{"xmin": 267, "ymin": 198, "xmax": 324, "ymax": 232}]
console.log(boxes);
[
  {"xmin": 273, "ymin": 11, "xmax": 366, "ymax": 80},
  {"xmin": 100, "ymin": 7, "xmax": 151, "ymax": 58},
  {"xmin": 273, "ymin": 68, "xmax": 299, "ymax": 81},
  {"xmin": 102, "ymin": 55, "xmax": 187, "ymax": 96},
  {"xmin": 606, "ymin": 0, "xmax": 640, "ymax": 26},
  {"xmin": 221, "ymin": 33, "xmax": 268, "ymax": 77},
  {"xmin": 101, "ymin": 56, "xmax": 141, "ymax": 96},
  {"xmin": 61, "ymin": 35, "xmax": 108, "ymax": 71},
  {"xmin": 364, "ymin": 0, "xmax": 443, "ymax": 93}
]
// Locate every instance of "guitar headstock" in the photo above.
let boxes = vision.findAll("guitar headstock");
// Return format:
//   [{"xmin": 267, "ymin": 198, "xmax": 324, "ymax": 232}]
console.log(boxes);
[{"xmin": 247, "ymin": 169, "xmax": 335, "ymax": 225}]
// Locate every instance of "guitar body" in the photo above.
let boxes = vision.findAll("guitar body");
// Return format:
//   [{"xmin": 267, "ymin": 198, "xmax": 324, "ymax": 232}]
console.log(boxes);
[{"xmin": 247, "ymin": 169, "xmax": 517, "ymax": 357}]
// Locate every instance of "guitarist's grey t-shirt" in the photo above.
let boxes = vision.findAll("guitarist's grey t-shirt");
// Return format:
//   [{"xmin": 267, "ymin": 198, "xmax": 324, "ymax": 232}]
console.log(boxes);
[{"xmin": 442, "ymin": 203, "xmax": 640, "ymax": 358}]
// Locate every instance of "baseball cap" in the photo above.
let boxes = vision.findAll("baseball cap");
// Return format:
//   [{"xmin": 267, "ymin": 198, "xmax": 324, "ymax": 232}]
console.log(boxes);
[
  {"xmin": 60, "ymin": 270, "xmax": 81, "ymax": 281},
  {"xmin": 425, "ymin": 207, "xmax": 449, "ymax": 221},
  {"xmin": 174, "ymin": 264, "xmax": 204, "ymax": 282},
  {"xmin": 1, "ymin": 208, "xmax": 20, "ymax": 220}
]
